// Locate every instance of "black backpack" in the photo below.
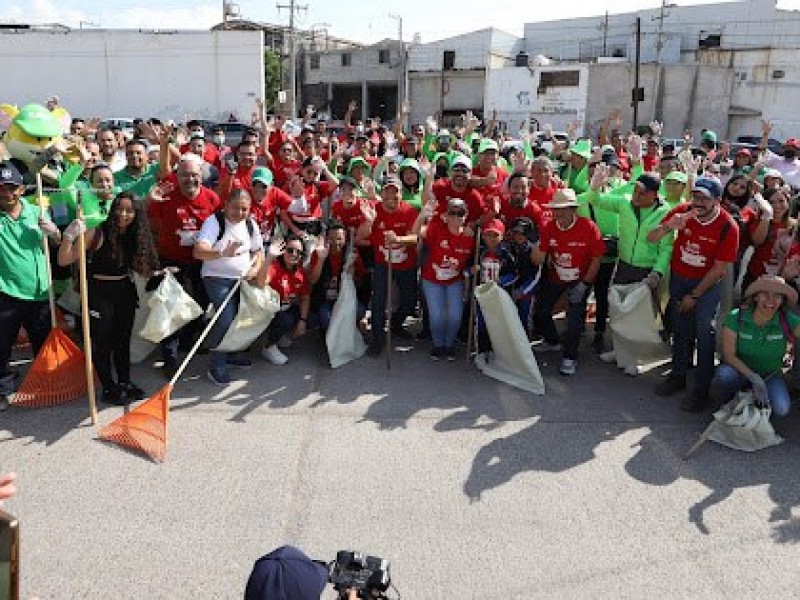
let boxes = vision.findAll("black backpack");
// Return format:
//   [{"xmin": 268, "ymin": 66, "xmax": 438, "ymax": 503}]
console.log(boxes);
[{"xmin": 214, "ymin": 211, "xmax": 255, "ymax": 242}]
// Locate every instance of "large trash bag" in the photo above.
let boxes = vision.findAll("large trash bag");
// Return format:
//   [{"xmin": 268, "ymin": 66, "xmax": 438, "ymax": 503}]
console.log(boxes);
[
  {"xmin": 608, "ymin": 283, "xmax": 670, "ymax": 370},
  {"xmin": 474, "ymin": 281, "xmax": 545, "ymax": 395},
  {"xmin": 216, "ymin": 281, "xmax": 280, "ymax": 353},
  {"xmin": 708, "ymin": 390, "xmax": 783, "ymax": 452},
  {"xmin": 326, "ymin": 262, "xmax": 367, "ymax": 369},
  {"xmin": 130, "ymin": 274, "xmax": 157, "ymax": 364},
  {"xmin": 139, "ymin": 271, "xmax": 203, "ymax": 344}
]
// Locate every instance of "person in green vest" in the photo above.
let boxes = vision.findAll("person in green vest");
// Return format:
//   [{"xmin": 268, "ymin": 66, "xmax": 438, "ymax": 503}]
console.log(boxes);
[
  {"xmin": 662, "ymin": 171, "xmax": 689, "ymax": 207},
  {"xmin": 560, "ymin": 139, "xmax": 591, "ymax": 195},
  {"xmin": 0, "ymin": 161, "xmax": 62, "ymax": 409}
]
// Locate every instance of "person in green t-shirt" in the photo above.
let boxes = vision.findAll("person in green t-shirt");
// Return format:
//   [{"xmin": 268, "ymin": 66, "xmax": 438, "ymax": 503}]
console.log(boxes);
[
  {"xmin": 114, "ymin": 138, "xmax": 162, "ymax": 199},
  {"xmin": 0, "ymin": 161, "xmax": 62, "ymax": 408},
  {"xmin": 712, "ymin": 275, "xmax": 800, "ymax": 417}
]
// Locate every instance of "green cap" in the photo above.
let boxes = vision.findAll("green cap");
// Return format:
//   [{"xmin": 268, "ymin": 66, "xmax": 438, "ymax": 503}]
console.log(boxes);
[
  {"xmin": 664, "ymin": 171, "xmax": 688, "ymax": 184},
  {"xmin": 338, "ymin": 175, "xmax": 358, "ymax": 188},
  {"xmin": 569, "ymin": 139, "xmax": 592, "ymax": 160},
  {"xmin": 14, "ymin": 104, "xmax": 62, "ymax": 138},
  {"xmin": 347, "ymin": 156, "xmax": 371, "ymax": 175},
  {"xmin": 478, "ymin": 138, "xmax": 499, "ymax": 154},
  {"xmin": 701, "ymin": 130, "xmax": 717, "ymax": 143},
  {"xmin": 252, "ymin": 166, "xmax": 274, "ymax": 186}
]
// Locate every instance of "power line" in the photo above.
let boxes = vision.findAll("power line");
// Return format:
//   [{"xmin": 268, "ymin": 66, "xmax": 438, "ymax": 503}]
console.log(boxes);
[{"xmin": 276, "ymin": 0, "xmax": 307, "ymax": 119}]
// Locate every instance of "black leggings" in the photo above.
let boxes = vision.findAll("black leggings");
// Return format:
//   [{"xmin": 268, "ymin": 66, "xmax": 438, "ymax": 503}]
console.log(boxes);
[{"xmin": 88, "ymin": 278, "xmax": 137, "ymax": 390}]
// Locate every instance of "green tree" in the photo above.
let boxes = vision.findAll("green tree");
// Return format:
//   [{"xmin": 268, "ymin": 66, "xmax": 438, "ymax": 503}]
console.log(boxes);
[{"xmin": 264, "ymin": 50, "xmax": 282, "ymax": 110}]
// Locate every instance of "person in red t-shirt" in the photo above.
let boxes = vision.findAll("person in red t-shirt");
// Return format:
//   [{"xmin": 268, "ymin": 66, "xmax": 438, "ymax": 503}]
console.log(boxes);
[
  {"xmin": 499, "ymin": 173, "xmax": 544, "ymax": 234},
  {"xmin": 414, "ymin": 196, "xmax": 477, "ymax": 360},
  {"xmin": 358, "ymin": 177, "xmax": 419, "ymax": 357},
  {"xmin": 648, "ymin": 176, "xmax": 739, "ymax": 410},
  {"xmin": 268, "ymin": 139, "xmax": 303, "ymax": 189},
  {"xmin": 307, "ymin": 220, "xmax": 367, "ymax": 332},
  {"xmin": 744, "ymin": 187, "xmax": 794, "ymax": 291},
  {"xmin": 642, "ymin": 138, "xmax": 660, "ymax": 173},
  {"xmin": 470, "ymin": 139, "xmax": 508, "ymax": 202},
  {"xmin": 146, "ymin": 154, "xmax": 222, "ymax": 374},
  {"xmin": 250, "ymin": 166, "xmax": 291, "ymax": 242},
  {"xmin": 219, "ymin": 141, "xmax": 259, "ymax": 203},
  {"xmin": 331, "ymin": 176, "xmax": 373, "ymax": 235},
  {"xmin": 532, "ymin": 188, "xmax": 605, "ymax": 376},
  {"xmin": 256, "ymin": 235, "xmax": 311, "ymax": 365},
  {"xmin": 181, "ymin": 121, "xmax": 220, "ymax": 168},
  {"xmin": 527, "ymin": 156, "xmax": 563, "ymax": 227},
  {"xmin": 430, "ymin": 154, "xmax": 487, "ymax": 226}
]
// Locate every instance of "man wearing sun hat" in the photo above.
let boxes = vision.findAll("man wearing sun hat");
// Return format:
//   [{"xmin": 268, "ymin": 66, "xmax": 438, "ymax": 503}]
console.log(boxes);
[
  {"xmin": 532, "ymin": 188, "xmax": 606, "ymax": 376},
  {"xmin": 648, "ymin": 175, "xmax": 739, "ymax": 411},
  {"xmin": 710, "ymin": 274, "xmax": 800, "ymax": 416}
]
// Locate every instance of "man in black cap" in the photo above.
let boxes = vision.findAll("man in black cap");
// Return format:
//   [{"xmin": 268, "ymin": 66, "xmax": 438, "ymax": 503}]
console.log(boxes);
[
  {"xmin": 0, "ymin": 162, "xmax": 61, "ymax": 410},
  {"xmin": 245, "ymin": 545, "xmax": 354, "ymax": 599}
]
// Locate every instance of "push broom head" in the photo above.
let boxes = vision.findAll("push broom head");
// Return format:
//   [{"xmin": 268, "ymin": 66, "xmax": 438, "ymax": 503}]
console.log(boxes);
[
  {"xmin": 12, "ymin": 328, "xmax": 89, "ymax": 407},
  {"xmin": 98, "ymin": 384, "xmax": 171, "ymax": 462}
]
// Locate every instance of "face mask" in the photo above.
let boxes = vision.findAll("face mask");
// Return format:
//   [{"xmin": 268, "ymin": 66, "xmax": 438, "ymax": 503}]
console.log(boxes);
[{"xmin": 213, "ymin": 135, "xmax": 225, "ymax": 145}]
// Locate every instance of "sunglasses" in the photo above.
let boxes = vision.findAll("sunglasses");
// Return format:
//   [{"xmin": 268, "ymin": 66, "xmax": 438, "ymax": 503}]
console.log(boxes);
[
  {"xmin": 285, "ymin": 247, "xmax": 303, "ymax": 256},
  {"xmin": 447, "ymin": 210, "xmax": 467, "ymax": 217},
  {"xmin": 452, "ymin": 167, "xmax": 470, "ymax": 173}
]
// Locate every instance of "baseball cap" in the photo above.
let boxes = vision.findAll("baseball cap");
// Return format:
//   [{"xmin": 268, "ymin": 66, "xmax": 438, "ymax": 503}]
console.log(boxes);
[
  {"xmin": 664, "ymin": 171, "xmax": 688, "ymax": 184},
  {"xmin": 601, "ymin": 151, "xmax": 620, "ymax": 168},
  {"xmin": 478, "ymin": 139, "xmax": 499, "ymax": 154},
  {"xmin": 692, "ymin": 176, "xmax": 723, "ymax": 199},
  {"xmin": 382, "ymin": 175, "xmax": 402, "ymax": 190},
  {"xmin": 636, "ymin": 173, "xmax": 661, "ymax": 193},
  {"xmin": 0, "ymin": 162, "xmax": 24, "ymax": 186},
  {"xmin": 244, "ymin": 546, "xmax": 328, "ymax": 600},
  {"xmin": 450, "ymin": 154, "xmax": 472, "ymax": 171},
  {"xmin": 437, "ymin": 128, "xmax": 451, "ymax": 140},
  {"xmin": 784, "ymin": 138, "xmax": 800, "ymax": 149},
  {"xmin": 483, "ymin": 218, "xmax": 505, "ymax": 236},
  {"xmin": 189, "ymin": 131, "xmax": 205, "ymax": 140},
  {"xmin": 510, "ymin": 217, "xmax": 534, "ymax": 234},
  {"xmin": 338, "ymin": 175, "xmax": 358, "ymax": 188},
  {"xmin": 735, "ymin": 147, "xmax": 751, "ymax": 157},
  {"xmin": 447, "ymin": 198, "xmax": 467, "ymax": 212},
  {"xmin": 763, "ymin": 168, "xmax": 783, "ymax": 180},
  {"xmin": 701, "ymin": 130, "xmax": 717, "ymax": 144},
  {"xmin": 251, "ymin": 166, "xmax": 274, "ymax": 186}
]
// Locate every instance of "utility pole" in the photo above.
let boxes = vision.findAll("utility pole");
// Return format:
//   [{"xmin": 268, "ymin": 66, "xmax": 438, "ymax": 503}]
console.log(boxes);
[
  {"xmin": 632, "ymin": 17, "xmax": 642, "ymax": 132},
  {"xmin": 277, "ymin": 0, "xmax": 308, "ymax": 118},
  {"xmin": 602, "ymin": 11, "xmax": 609, "ymax": 56},
  {"xmin": 389, "ymin": 13, "xmax": 406, "ymax": 114},
  {"xmin": 653, "ymin": 0, "xmax": 669, "ymax": 64}
]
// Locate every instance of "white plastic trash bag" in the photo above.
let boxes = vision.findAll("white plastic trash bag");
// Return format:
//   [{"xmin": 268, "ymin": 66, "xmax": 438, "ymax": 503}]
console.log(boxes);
[
  {"xmin": 216, "ymin": 281, "xmax": 280, "ymax": 353},
  {"xmin": 139, "ymin": 271, "xmax": 203, "ymax": 343},
  {"xmin": 474, "ymin": 281, "xmax": 545, "ymax": 395},
  {"xmin": 707, "ymin": 390, "xmax": 783, "ymax": 452},
  {"xmin": 326, "ymin": 266, "xmax": 367, "ymax": 368},
  {"xmin": 608, "ymin": 283, "xmax": 670, "ymax": 370},
  {"xmin": 130, "ymin": 274, "xmax": 156, "ymax": 363},
  {"xmin": 56, "ymin": 285, "xmax": 81, "ymax": 316}
]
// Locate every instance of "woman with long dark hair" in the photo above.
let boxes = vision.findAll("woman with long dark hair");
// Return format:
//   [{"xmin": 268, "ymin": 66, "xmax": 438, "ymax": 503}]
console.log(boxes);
[
  {"xmin": 743, "ymin": 187, "xmax": 795, "ymax": 292},
  {"xmin": 58, "ymin": 191, "xmax": 159, "ymax": 405}
]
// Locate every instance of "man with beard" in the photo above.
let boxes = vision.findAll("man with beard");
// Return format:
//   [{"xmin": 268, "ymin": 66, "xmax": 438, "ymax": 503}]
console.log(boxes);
[
  {"xmin": 498, "ymin": 173, "xmax": 544, "ymax": 233},
  {"xmin": 526, "ymin": 156, "xmax": 563, "ymax": 227},
  {"xmin": 114, "ymin": 138, "xmax": 163, "ymax": 198},
  {"xmin": 759, "ymin": 120, "xmax": 800, "ymax": 190},
  {"xmin": 219, "ymin": 141, "xmax": 259, "ymax": 203},
  {"xmin": 648, "ymin": 176, "xmax": 739, "ymax": 411},
  {"xmin": 430, "ymin": 155, "xmax": 486, "ymax": 226}
]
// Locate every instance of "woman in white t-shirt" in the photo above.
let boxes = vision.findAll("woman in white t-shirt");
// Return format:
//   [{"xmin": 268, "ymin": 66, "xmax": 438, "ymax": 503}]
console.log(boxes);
[{"xmin": 193, "ymin": 188, "xmax": 264, "ymax": 385}]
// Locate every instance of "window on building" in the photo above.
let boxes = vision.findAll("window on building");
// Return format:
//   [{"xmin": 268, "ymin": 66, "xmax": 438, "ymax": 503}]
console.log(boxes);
[
  {"xmin": 310, "ymin": 54, "xmax": 320, "ymax": 70},
  {"xmin": 378, "ymin": 49, "xmax": 390, "ymax": 64},
  {"xmin": 342, "ymin": 53, "xmax": 352, "ymax": 67},
  {"xmin": 443, "ymin": 50, "xmax": 455, "ymax": 71},
  {"xmin": 539, "ymin": 70, "xmax": 580, "ymax": 88}
]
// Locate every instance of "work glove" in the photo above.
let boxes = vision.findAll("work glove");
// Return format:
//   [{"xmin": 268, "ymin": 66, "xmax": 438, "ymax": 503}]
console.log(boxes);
[
  {"xmin": 63, "ymin": 218, "xmax": 86, "ymax": 243},
  {"xmin": 753, "ymin": 193, "xmax": 773, "ymax": 221},
  {"xmin": 567, "ymin": 281, "xmax": 588, "ymax": 305},
  {"xmin": 644, "ymin": 271, "xmax": 662, "ymax": 290},
  {"xmin": 746, "ymin": 372, "xmax": 770, "ymax": 409},
  {"xmin": 38, "ymin": 215, "xmax": 60, "ymax": 239}
]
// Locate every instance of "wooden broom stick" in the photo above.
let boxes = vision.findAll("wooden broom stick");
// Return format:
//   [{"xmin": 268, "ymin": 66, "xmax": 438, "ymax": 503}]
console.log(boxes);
[
  {"xmin": 35, "ymin": 174, "xmax": 58, "ymax": 330},
  {"xmin": 76, "ymin": 189, "xmax": 98, "ymax": 425}
]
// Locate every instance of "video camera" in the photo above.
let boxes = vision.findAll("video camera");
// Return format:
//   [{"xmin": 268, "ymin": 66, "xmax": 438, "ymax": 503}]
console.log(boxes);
[{"xmin": 329, "ymin": 550, "xmax": 391, "ymax": 599}]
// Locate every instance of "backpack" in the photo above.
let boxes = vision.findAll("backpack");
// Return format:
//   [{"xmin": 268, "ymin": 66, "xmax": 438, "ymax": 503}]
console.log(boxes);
[{"xmin": 214, "ymin": 211, "xmax": 255, "ymax": 243}]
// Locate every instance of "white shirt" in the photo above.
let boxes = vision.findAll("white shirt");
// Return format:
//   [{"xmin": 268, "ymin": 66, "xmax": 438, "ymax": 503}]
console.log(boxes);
[
  {"xmin": 196, "ymin": 215, "xmax": 263, "ymax": 279},
  {"xmin": 763, "ymin": 150, "xmax": 800, "ymax": 189}
]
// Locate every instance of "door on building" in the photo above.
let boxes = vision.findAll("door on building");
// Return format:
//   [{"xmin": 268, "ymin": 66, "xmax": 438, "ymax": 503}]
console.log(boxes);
[{"xmin": 367, "ymin": 85, "xmax": 398, "ymax": 124}]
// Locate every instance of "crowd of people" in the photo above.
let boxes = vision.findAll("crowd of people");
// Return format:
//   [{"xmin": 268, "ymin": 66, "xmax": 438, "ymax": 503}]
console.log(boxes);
[{"xmin": 2, "ymin": 100, "xmax": 800, "ymax": 421}]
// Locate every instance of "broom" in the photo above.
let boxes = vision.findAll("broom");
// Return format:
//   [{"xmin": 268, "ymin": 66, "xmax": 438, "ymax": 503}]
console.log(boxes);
[
  {"xmin": 75, "ymin": 190, "xmax": 99, "ymax": 425},
  {"xmin": 99, "ymin": 255, "xmax": 258, "ymax": 462},
  {"xmin": 12, "ymin": 178, "xmax": 91, "ymax": 408}
]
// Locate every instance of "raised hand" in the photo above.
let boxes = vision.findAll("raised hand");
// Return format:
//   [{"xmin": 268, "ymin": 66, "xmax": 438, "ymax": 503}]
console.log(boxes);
[
  {"xmin": 149, "ymin": 180, "xmax": 175, "ymax": 203},
  {"xmin": 221, "ymin": 239, "xmax": 243, "ymax": 257},
  {"xmin": 348, "ymin": 100, "xmax": 358, "ymax": 113},
  {"xmin": 627, "ymin": 134, "xmax": 643, "ymax": 160},
  {"xmin": 590, "ymin": 163, "xmax": 610, "ymax": 190},
  {"xmin": 420, "ymin": 196, "xmax": 437, "ymax": 219},
  {"xmin": 761, "ymin": 119, "xmax": 773, "ymax": 136},
  {"xmin": 418, "ymin": 157, "xmax": 434, "ymax": 181},
  {"xmin": 63, "ymin": 218, "xmax": 86, "ymax": 242},
  {"xmin": 649, "ymin": 120, "xmax": 663, "ymax": 137},
  {"xmin": 314, "ymin": 234, "xmax": 329, "ymax": 260},
  {"xmin": 362, "ymin": 179, "xmax": 377, "ymax": 199},
  {"xmin": 361, "ymin": 200, "xmax": 376, "ymax": 222},
  {"xmin": 665, "ymin": 208, "xmax": 698, "ymax": 231},
  {"xmin": 268, "ymin": 239, "xmax": 285, "ymax": 259}
]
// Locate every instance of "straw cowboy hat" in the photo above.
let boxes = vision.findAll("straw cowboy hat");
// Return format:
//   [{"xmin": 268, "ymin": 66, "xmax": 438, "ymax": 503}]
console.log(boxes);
[
  {"xmin": 547, "ymin": 188, "xmax": 579, "ymax": 209},
  {"xmin": 744, "ymin": 274, "xmax": 798, "ymax": 307}
]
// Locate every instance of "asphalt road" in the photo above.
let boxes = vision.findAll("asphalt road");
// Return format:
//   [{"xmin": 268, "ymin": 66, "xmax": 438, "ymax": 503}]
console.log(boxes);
[{"xmin": 3, "ymin": 333, "xmax": 800, "ymax": 599}]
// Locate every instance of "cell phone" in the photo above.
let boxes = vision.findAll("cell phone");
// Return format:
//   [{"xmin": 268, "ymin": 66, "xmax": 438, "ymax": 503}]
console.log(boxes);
[{"xmin": 0, "ymin": 509, "xmax": 19, "ymax": 600}]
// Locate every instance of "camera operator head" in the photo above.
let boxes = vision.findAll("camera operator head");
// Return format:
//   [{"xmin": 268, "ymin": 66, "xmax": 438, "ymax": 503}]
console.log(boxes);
[{"xmin": 245, "ymin": 546, "xmax": 327, "ymax": 600}]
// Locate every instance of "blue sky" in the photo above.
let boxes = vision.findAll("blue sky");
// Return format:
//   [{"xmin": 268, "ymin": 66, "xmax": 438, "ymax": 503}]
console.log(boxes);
[{"xmin": 1, "ymin": 0, "xmax": 798, "ymax": 43}]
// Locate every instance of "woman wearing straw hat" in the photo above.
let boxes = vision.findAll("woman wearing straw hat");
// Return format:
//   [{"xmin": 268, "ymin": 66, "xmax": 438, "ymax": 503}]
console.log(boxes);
[{"xmin": 710, "ymin": 275, "xmax": 800, "ymax": 416}]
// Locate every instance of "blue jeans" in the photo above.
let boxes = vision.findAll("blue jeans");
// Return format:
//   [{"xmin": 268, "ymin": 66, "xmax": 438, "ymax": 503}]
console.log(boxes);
[
  {"xmin": 203, "ymin": 276, "xmax": 242, "ymax": 372},
  {"xmin": 533, "ymin": 278, "xmax": 590, "ymax": 360},
  {"xmin": 266, "ymin": 304, "xmax": 300, "ymax": 347},
  {"xmin": 315, "ymin": 299, "xmax": 366, "ymax": 331},
  {"xmin": 371, "ymin": 263, "xmax": 417, "ymax": 342},
  {"xmin": 422, "ymin": 279, "xmax": 465, "ymax": 348},
  {"xmin": 710, "ymin": 364, "xmax": 792, "ymax": 417},
  {"xmin": 668, "ymin": 272, "xmax": 722, "ymax": 393}
]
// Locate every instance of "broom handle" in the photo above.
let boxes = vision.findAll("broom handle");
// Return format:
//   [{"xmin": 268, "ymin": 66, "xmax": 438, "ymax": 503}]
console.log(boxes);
[
  {"xmin": 36, "ymin": 175, "xmax": 58, "ymax": 330},
  {"xmin": 76, "ymin": 190, "xmax": 98, "ymax": 425},
  {"xmin": 168, "ymin": 255, "xmax": 259, "ymax": 386},
  {"xmin": 466, "ymin": 226, "xmax": 481, "ymax": 363}
]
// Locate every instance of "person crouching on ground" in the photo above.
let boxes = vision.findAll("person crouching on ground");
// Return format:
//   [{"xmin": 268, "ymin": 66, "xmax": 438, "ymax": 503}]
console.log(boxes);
[
  {"xmin": 255, "ymin": 235, "xmax": 311, "ymax": 365},
  {"xmin": 710, "ymin": 275, "xmax": 800, "ymax": 416},
  {"xmin": 58, "ymin": 191, "xmax": 160, "ymax": 404},
  {"xmin": 193, "ymin": 188, "xmax": 264, "ymax": 385}
]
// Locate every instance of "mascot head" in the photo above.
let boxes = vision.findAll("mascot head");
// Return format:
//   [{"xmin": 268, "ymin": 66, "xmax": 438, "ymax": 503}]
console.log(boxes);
[{"xmin": 2, "ymin": 103, "xmax": 64, "ymax": 167}]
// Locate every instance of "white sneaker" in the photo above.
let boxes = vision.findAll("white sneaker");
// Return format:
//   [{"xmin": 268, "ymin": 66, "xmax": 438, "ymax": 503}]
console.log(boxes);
[
  {"xmin": 277, "ymin": 335, "xmax": 293, "ymax": 349},
  {"xmin": 262, "ymin": 345, "xmax": 288, "ymax": 365},
  {"xmin": 599, "ymin": 350, "xmax": 617, "ymax": 363},
  {"xmin": 534, "ymin": 341, "xmax": 562, "ymax": 353},
  {"xmin": 624, "ymin": 365, "xmax": 643, "ymax": 377},
  {"xmin": 560, "ymin": 358, "xmax": 577, "ymax": 376}
]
